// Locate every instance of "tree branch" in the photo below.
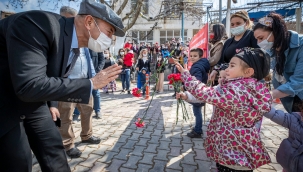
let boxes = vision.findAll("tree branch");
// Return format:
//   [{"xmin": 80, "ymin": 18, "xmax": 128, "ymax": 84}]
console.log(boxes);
[
  {"xmin": 100, "ymin": 0, "xmax": 110, "ymax": 7},
  {"xmin": 111, "ymin": 0, "xmax": 119, "ymax": 10},
  {"xmin": 123, "ymin": 0, "xmax": 143, "ymax": 32},
  {"xmin": 116, "ymin": 0, "xmax": 128, "ymax": 15}
]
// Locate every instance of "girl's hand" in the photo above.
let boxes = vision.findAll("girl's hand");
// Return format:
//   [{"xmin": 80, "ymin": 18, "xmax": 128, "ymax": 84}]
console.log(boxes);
[
  {"xmin": 176, "ymin": 92, "xmax": 188, "ymax": 100},
  {"xmin": 174, "ymin": 62, "xmax": 185, "ymax": 73}
]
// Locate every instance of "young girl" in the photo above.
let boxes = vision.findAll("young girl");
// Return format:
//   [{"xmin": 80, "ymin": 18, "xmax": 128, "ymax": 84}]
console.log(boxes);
[
  {"xmin": 264, "ymin": 103, "xmax": 303, "ymax": 172},
  {"xmin": 176, "ymin": 48, "xmax": 272, "ymax": 171}
]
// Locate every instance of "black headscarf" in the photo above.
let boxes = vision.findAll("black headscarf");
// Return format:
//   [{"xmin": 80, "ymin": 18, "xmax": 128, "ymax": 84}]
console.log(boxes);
[{"xmin": 235, "ymin": 48, "xmax": 270, "ymax": 81}]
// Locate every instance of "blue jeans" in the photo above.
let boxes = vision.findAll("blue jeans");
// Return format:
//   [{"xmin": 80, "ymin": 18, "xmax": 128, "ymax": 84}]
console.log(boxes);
[
  {"xmin": 121, "ymin": 69, "xmax": 130, "ymax": 90},
  {"xmin": 192, "ymin": 104, "xmax": 203, "ymax": 134},
  {"xmin": 92, "ymin": 89, "xmax": 101, "ymax": 113},
  {"xmin": 74, "ymin": 89, "xmax": 101, "ymax": 119}
]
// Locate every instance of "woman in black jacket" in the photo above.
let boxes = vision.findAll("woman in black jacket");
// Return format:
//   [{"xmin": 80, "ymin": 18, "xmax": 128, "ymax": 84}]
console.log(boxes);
[
  {"xmin": 209, "ymin": 10, "xmax": 259, "ymax": 81},
  {"xmin": 136, "ymin": 48, "xmax": 151, "ymax": 88}
]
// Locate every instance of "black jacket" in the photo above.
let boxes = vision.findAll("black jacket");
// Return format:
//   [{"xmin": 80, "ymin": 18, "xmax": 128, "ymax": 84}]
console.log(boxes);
[
  {"xmin": 136, "ymin": 59, "xmax": 151, "ymax": 72},
  {"xmin": 89, "ymin": 50, "xmax": 105, "ymax": 73},
  {"xmin": 218, "ymin": 30, "xmax": 259, "ymax": 64},
  {"xmin": 0, "ymin": 11, "xmax": 91, "ymax": 137}
]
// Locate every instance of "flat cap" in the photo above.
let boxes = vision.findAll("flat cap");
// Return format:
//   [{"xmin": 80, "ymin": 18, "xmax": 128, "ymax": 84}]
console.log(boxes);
[{"xmin": 79, "ymin": 0, "xmax": 125, "ymax": 37}]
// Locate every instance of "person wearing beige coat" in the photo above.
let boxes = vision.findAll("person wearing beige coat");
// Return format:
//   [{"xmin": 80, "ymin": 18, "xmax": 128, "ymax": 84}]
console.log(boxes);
[{"xmin": 208, "ymin": 24, "xmax": 226, "ymax": 85}]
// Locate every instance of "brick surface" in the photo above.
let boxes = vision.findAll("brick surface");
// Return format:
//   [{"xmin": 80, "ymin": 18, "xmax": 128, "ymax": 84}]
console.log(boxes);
[
  {"xmin": 144, "ymin": 143, "xmax": 158, "ymax": 153},
  {"xmin": 90, "ymin": 162, "xmax": 108, "ymax": 172},
  {"xmin": 114, "ymin": 148, "xmax": 132, "ymax": 160},
  {"xmin": 122, "ymin": 155, "xmax": 142, "ymax": 169},
  {"xmin": 136, "ymin": 164, "xmax": 153, "ymax": 172},
  {"xmin": 139, "ymin": 153, "xmax": 157, "ymax": 165},
  {"xmin": 150, "ymin": 160, "xmax": 167, "ymax": 172},
  {"xmin": 106, "ymin": 159, "xmax": 126, "ymax": 172}
]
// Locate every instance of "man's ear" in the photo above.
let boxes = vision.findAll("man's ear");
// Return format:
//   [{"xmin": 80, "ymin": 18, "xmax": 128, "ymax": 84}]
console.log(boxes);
[{"xmin": 84, "ymin": 15, "xmax": 94, "ymax": 30}]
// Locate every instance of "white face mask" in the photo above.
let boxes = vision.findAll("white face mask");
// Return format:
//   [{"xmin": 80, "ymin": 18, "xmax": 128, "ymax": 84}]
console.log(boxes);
[
  {"xmin": 104, "ymin": 54, "xmax": 109, "ymax": 58},
  {"xmin": 143, "ymin": 53, "xmax": 148, "ymax": 57},
  {"xmin": 230, "ymin": 24, "xmax": 246, "ymax": 36},
  {"xmin": 87, "ymin": 19, "xmax": 112, "ymax": 52},
  {"xmin": 120, "ymin": 52, "xmax": 125, "ymax": 55},
  {"xmin": 257, "ymin": 32, "xmax": 274, "ymax": 51}
]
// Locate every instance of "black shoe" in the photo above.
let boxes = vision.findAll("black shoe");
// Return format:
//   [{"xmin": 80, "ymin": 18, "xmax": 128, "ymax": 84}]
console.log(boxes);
[
  {"xmin": 172, "ymin": 93, "xmax": 176, "ymax": 97},
  {"xmin": 128, "ymin": 91, "xmax": 131, "ymax": 94},
  {"xmin": 187, "ymin": 130, "xmax": 202, "ymax": 138},
  {"xmin": 93, "ymin": 112, "xmax": 102, "ymax": 119},
  {"xmin": 66, "ymin": 147, "xmax": 82, "ymax": 158},
  {"xmin": 82, "ymin": 136, "xmax": 101, "ymax": 144},
  {"xmin": 106, "ymin": 91, "xmax": 109, "ymax": 94}
]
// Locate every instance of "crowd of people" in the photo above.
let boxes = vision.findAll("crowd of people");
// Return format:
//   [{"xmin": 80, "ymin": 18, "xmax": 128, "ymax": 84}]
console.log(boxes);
[{"xmin": 1, "ymin": 0, "xmax": 303, "ymax": 171}]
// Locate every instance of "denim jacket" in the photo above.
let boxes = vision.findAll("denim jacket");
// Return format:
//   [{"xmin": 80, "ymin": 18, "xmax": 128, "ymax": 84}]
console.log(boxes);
[{"xmin": 272, "ymin": 30, "xmax": 303, "ymax": 113}]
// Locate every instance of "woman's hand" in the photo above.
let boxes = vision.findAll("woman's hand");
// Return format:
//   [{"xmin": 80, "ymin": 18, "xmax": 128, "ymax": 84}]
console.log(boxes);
[
  {"xmin": 174, "ymin": 62, "xmax": 185, "ymax": 73},
  {"xmin": 208, "ymin": 70, "xmax": 218, "ymax": 82},
  {"xmin": 176, "ymin": 92, "xmax": 188, "ymax": 100}
]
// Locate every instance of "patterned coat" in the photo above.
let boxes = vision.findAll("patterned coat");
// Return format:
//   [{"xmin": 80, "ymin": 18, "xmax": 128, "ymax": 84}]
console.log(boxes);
[{"xmin": 181, "ymin": 71, "xmax": 272, "ymax": 169}]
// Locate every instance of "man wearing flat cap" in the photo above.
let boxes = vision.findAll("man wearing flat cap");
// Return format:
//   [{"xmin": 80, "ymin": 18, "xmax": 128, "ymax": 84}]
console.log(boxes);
[{"xmin": 0, "ymin": 0, "xmax": 124, "ymax": 171}]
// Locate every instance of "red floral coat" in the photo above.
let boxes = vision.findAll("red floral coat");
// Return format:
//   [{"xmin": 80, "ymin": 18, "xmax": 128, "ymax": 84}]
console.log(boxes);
[{"xmin": 181, "ymin": 71, "xmax": 272, "ymax": 169}]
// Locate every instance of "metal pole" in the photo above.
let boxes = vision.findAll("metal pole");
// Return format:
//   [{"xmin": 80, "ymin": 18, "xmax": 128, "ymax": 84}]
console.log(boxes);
[
  {"xmin": 226, "ymin": 0, "xmax": 231, "ymax": 38},
  {"xmin": 181, "ymin": 11, "xmax": 184, "ymax": 42},
  {"xmin": 219, "ymin": 0, "xmax": 222, "ymax": 23}
]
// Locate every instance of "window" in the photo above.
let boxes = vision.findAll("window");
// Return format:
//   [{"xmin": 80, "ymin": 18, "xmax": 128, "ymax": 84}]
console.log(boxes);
[
  {"xmin": 159, "ymin": 30, "xmax": 188, "ymax": 43},
  {"xmin": 131, "ymin": 30, "xmax": 153, "ymax": 44}
]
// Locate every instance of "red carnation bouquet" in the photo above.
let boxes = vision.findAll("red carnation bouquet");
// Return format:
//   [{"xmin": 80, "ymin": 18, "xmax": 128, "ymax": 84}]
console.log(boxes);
[{"xmin": 168, "ymin": 73, "xmax": 189, "ymax": 123}]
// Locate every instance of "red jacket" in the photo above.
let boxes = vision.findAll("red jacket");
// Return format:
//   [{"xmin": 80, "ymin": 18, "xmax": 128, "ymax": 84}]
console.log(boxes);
[
  {"xmin": 123, "ymin": 53, "xmax": 133, "ymax": 67},
  {"xmin": 124, "ymin": 42, "xmax": 132, "ymax": 49}
]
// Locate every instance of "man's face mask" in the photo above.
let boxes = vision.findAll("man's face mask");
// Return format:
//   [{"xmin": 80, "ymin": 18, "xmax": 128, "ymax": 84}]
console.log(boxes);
[{"xmin": 87, "ymin": 19, "xmax": 112, "ymax": 52}]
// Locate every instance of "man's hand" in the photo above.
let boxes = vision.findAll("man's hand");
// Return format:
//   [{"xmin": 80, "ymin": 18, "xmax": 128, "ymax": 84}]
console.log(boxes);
[
  {"xmin": 91, "ymin": 64, "xmax": 122, "ymax": 90},
  {"xmin": 50, "ymin": 107, "xmax": 60, "ymax": 121}
]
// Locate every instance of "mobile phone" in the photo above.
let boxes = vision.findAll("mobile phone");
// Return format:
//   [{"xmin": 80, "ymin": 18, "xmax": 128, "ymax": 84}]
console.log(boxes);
[{"xmin": 54, "ymin": 117, "xmax": 61, "ymax": 127}]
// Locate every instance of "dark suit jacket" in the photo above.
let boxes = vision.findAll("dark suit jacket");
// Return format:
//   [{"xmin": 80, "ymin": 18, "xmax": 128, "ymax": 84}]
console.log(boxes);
[
  {"xmin": 0, "ymin": 10, "xmax": 91, "ymax": 137},
  {"xmin": 89, "ymin": 50, "xmax": 105, "ymax": 73}
]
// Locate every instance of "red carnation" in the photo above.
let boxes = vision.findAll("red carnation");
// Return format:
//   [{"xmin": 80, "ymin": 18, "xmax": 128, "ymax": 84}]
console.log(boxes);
[
  {"xmin": 132, "ymin": 88, "xmax": 142, "ymax": 97},
  {"xmin": 135, "ymin": 118, "xmax": 145, "ymax": 128}
]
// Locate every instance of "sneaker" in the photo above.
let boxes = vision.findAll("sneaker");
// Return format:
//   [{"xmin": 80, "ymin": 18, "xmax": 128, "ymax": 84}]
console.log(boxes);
[
  {"xmin": 82, "ymin": 136, "xmax": 101, "ymax": 144},
  {"xmin": 94, "ymin": 112, "xmax": 102, "ymax": 119},
  {"xmin": 187, "ymin": 130, "xmax": 202, "ymax": 138},
  {"xmin": 66, "ymin": 147, "xmax": 82, "ymax": 158},
  {"xmin": 128, "ymin": 91, "xmax": 131, "ymax": 94}
]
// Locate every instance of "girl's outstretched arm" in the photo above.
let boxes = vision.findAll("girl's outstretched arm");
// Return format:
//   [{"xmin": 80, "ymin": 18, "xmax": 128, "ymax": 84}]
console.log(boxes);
[{"xmin": 264, "ymin": 107, "xmax": 294, "ymax": 129}]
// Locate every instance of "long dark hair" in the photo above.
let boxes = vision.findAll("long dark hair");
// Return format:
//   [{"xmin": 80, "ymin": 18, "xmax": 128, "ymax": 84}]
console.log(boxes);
[
  {"xmin": 253, "ymin": 12, "xmax": 289, "ymax": 75},
  {"xmin": 211, "ymin": 24, "xmax": 226, "ymax": 44}
]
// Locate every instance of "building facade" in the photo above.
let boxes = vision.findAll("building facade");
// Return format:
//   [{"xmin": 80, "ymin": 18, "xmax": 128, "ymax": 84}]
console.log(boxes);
[{"xmin": 119, "ymin": 0, "xmax": 205, "ymax": 45}]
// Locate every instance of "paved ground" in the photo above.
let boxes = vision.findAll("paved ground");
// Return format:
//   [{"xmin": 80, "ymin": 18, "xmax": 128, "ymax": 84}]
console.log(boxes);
[{"xmin": 32, "ymin": 82, "xmax": 287, "ymax": 172}]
